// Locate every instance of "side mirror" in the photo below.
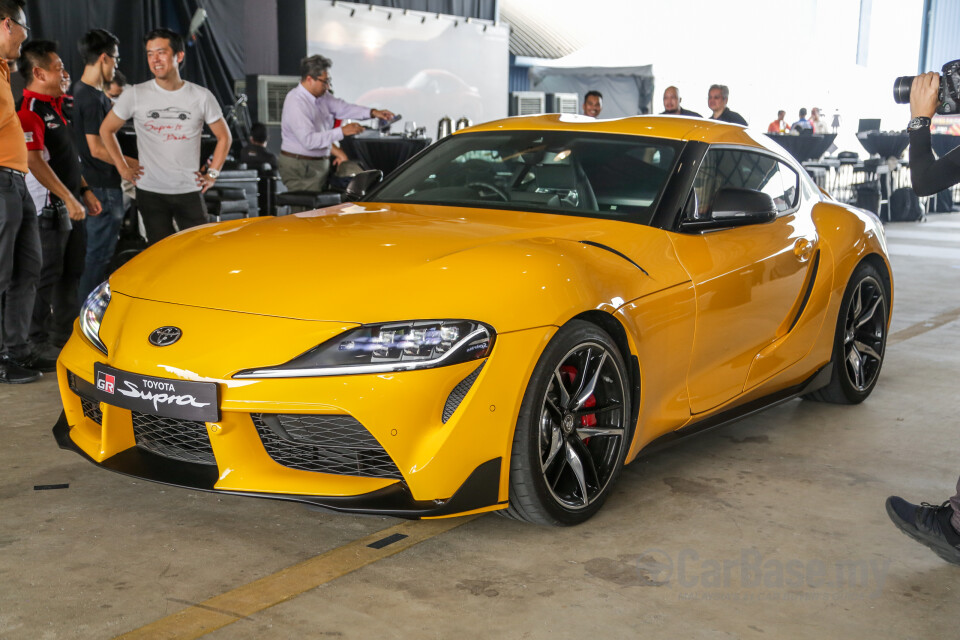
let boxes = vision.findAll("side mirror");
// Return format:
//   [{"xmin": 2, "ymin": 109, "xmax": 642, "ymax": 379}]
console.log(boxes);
[
  {"xmin": 681, "ymin": 187, "xmax": 777, "ymax": 231},
  {"xmin": 344, "ymin": 170, "xmax": 383, "ymax": 201}
]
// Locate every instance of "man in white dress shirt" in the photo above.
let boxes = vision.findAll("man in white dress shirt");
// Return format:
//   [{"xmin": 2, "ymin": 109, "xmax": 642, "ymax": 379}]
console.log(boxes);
[{"xmin": 278, "ymin": 54, "xmax": 394, "ymax": 193}]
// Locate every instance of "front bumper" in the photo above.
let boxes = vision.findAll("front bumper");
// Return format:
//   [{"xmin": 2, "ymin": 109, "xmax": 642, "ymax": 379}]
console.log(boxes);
[
  {"xmin": 54, "ymin": 298, "xmax": 557, "ymax": 518},
  {"xmin": 52, "ymin": 411, "xmax": 501, "ymax": 518}
]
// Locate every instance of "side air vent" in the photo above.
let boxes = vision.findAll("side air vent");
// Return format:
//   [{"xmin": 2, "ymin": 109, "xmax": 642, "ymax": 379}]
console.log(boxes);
[
  {"xmin": 442, "ymin": 363, "xmax": 485, "ymax": 423},
  {"xmin": 787, "ymin": 250, "xmax": 820, "ymax": 333}
]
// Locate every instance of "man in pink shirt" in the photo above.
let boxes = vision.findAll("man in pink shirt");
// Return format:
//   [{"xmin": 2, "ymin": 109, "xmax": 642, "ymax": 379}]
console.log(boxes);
[{"xmin": 279, "ymin": 54, "xmax": 394, "ymax": 193}]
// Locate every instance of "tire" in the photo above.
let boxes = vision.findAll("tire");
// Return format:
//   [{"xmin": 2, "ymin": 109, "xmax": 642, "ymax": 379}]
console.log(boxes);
[
  {"xmin": 804, "ymin": 261, "xmax": 888, "ymax": 404},
  {"xmin": 502, "ymin": 320, "xmax": 633, "ymax": 526},
  {"xmin": 148, "ymin": 111, "xmax": 159, "ymax": 119}
]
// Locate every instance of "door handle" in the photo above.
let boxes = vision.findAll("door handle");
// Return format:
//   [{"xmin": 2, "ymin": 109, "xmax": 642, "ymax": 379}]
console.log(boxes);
[{"xmin": 793, "ymin": 238, "xmax": 815, "ymax": 262}]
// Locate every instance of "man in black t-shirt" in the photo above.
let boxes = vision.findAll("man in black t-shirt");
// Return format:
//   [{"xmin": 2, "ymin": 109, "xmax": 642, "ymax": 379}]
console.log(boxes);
[
  {"xmin": 74, "ymin": 28, "xmax": 134, "ymax": 299},
  {"xmin": 18, "ymin": 41, "xmax": 101, "ymax": 356},
  {"xmin": 240, "ymin": 122, "xmax": 278, "ymax": 169},
  {"xmin": 661, "ymin": 86, "xmax": 702, "ymax": 117},
  {"xmin": 707, "ymin": 84, "xmax": 748, "ymax": 126}
]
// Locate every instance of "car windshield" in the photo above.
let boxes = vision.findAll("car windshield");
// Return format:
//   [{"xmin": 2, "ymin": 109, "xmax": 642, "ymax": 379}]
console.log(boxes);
[{"xmin": 368, "ymin": 130, "xmax": 680, "ymax": 223}]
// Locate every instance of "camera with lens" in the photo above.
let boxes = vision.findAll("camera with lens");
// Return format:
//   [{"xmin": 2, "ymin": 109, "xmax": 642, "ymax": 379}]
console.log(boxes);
[{"xmin": 893, "ymin": 59, "xmax": 960, "ymax": 115}]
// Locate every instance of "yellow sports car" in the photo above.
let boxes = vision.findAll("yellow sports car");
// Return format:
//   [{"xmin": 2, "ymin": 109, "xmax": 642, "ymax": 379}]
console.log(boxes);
[{"xmin": 53, "ymin": 115, "xmax": 891, "ymax": 526}]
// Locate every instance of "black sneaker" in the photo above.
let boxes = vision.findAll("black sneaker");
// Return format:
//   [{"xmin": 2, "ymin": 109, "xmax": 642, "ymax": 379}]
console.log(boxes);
[
  {"xmin": 886, "ymin": 496, "xmax": 960, "ymax": 565},
  {"xmin": 11, "ymin": 349, "xmax": 58, "ymax": 373},
  {"xmin": 0, "ymin": 355, "xmax": 42, "ymax": 384}
]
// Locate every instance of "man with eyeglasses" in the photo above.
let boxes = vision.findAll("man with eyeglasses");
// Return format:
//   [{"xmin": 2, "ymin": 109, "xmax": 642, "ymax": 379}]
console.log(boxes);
[
  {"xmin": 0, "ymin": 0, "xmax": 45, "ymax": 383},
  {"xmin": 279, "ymin": 54, "xmax": 394, "ymax": 194},
  {"xmin": 73, "ymin": 28, "xmax": 136, "ymax": 300}
]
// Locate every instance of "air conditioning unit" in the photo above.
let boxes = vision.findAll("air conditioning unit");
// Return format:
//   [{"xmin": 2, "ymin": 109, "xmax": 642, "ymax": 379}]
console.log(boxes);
[
  {"xmin": 547, "ymin": 93, "xmax": 579, "ymax": 114},
  {"xmin": 246, "ymin": 74, "xmax": 300, "ymax": 125},
  {"xmin": 510, "ymin": 91, "xmax": 545, "ymax": 117}
]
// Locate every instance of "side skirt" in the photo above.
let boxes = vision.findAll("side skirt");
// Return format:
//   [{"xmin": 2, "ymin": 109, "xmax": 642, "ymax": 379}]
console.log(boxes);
[{"xmin": 638, "ymin": 364, "xmax": 832, "ymax": 457}]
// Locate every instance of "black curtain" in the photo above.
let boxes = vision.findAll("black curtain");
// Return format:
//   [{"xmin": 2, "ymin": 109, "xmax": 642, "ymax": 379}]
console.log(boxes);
[{"xmin": 23, "ymin": 0, "xmax": 243, "ymax": 108}]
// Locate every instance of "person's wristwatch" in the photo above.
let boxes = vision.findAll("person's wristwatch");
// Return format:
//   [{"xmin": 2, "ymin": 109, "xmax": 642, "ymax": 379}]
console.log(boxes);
[
  {"xmin": 206, "ymin": 168, "xmax": 220, "ymax": 180},
  {"xmin": 907, "ymin": 116, "xmax": 932, "ymax": 131}
]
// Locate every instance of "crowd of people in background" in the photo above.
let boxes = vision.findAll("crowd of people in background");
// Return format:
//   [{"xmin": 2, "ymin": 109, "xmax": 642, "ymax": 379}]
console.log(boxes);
[
  {"xmin": 580, "ymin": 82, "xmax": 833, "ymax": 138},
  {"xmin": 582, "ymin": 82, "xmax": 750, "ymax": 125},
  {"xmin": 0, "ymin": 0, "xmax": 236, "ymax": 384},
  {"xmin": 0, "ymin": 0, "xmax": 397, "ymax": 385},
  {"xmin": 0, "ymin": 0, "xmax": 848, "ymax": 388}
]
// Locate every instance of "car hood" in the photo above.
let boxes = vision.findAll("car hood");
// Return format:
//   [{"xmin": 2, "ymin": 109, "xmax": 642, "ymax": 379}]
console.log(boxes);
[{"xmin": 110, "ymin": 202, "xmax": 682, "ymax": 328}]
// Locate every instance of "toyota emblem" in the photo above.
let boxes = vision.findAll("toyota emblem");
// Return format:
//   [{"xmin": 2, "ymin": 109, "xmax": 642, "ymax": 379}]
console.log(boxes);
[{"xmin": 149, "ymin": 326, "xmax": 182, "ymax": 346}]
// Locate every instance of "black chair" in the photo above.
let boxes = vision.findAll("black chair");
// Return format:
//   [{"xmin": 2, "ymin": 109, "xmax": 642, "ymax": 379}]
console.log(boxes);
[
  {"xmin": 205, "ymin": 187, "xmax": 250, "ymax": 222},
  {"xmin": 275, "ymin": 190, "xmax": 342, "ymax": 213}
]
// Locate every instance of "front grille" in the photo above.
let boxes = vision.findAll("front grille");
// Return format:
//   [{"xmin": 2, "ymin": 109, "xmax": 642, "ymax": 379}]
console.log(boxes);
[
  {"xmin": 68, "ymin": 371, "xmax": 103, "ymax": 424},
  {"xmin": 252, "ymin": 414, "xmax": 402, "ymax": 479},
  {"xmin": 132, "ymin": 411, "xmax": 216, "ymax": 465},
  {"xmin": 442, "ymin": 363, "xmax": 484, "ymax": 423}
]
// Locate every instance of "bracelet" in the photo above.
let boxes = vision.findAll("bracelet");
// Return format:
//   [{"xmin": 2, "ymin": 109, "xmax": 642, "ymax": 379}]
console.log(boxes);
[{"xmin": 79, "ymin": 186, "xmax": 91, "ymax": 196}]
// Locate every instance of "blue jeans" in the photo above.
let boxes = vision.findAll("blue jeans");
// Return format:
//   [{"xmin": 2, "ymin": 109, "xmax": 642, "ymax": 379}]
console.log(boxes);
[{"xmin": 79, "ymin": 186, "xmax": 123, "ymax": 301}]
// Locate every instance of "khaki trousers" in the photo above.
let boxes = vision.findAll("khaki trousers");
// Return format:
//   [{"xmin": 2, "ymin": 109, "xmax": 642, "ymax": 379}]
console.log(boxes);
[{"xmin": 277, "ymin": 154, "xmax": 331, "ymax": 192}]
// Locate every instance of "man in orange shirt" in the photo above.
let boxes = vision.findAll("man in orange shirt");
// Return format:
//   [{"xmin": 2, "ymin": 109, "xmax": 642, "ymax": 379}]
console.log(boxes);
[
  {"xmin": 0, "ymin": 0, "xmax": 46, "ymax": 383},
  {"xmin": 767, "ymin": 110, "xmax": 790, "ymax": 133}
]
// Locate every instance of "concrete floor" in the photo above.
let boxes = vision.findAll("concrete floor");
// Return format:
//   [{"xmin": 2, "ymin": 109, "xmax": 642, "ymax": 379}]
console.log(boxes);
[{"xmin": 3, "ymin": 214, "xmax": 960, "ymax": 639}]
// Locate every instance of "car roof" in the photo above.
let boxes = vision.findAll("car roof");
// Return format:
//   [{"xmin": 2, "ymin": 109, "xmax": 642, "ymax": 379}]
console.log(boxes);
[{"xmin": 465, "ymin": 114, "xmax": 776, "ymax": 152}]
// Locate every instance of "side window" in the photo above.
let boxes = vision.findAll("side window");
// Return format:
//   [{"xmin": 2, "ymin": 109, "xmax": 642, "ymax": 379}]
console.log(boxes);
[{"xmin": 690, "ymin": 149, "xmax": 799, "ymax": 220}]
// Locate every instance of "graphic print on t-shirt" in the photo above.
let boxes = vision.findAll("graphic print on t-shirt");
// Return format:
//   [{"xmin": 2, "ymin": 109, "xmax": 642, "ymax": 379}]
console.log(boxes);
[
  {"xmin": 146, "ymin": 106, "xmax": 190, "ymax": 120},
  {"xmin": 145, "ymin": 106, "xmax": 192, "ymax": 142},
  {"xmin": 113, "ymin": 79, "xmax": 223, "ymax": 194}
]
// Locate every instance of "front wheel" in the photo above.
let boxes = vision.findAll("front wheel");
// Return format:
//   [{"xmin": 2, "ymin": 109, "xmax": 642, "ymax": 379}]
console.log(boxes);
[
  {"xmin": 502, "ymin": 320, "xmax": 633, "ymax": 526},
  {"xmin": 804, "ymin": 261, "xmax": 888, "ymax": 404}
]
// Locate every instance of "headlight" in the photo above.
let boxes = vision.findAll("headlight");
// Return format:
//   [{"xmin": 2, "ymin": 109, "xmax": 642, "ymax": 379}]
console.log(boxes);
[
  {"xmin": 79, "ymin": 281, "xmax": 111, "ymax": 354},
  {"xmin": 234, "ymin": 320, "xmax": 495, "ymax": 378}
]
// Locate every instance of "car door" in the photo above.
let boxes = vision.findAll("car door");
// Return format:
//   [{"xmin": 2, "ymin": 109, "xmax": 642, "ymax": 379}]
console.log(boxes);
[{"xmin": 668, "ymin": 147, "xmax": 818, "ymax": 414}]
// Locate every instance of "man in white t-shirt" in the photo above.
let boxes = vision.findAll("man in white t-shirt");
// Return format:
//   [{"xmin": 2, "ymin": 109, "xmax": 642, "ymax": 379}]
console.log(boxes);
[{"xmin": 99, "ymin": 28, "xmax": 231, "ymax": 245}]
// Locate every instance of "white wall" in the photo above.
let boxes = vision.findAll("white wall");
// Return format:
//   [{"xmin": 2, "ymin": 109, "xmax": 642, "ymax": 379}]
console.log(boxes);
[
  {"xmin": 306, "ymin": 1, "xmax": 509, "ymax": 133},
  {"xmin": 513, "ymin": 0, "xmax": 923, "ymax": 154}
]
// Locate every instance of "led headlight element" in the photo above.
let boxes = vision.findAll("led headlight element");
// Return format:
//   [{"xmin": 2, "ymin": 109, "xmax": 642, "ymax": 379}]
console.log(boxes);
[
  {"xmin": 234, "ymin": 320, "xmax": 495, "ymax": 378},
  {"xmin": 79, "ymin": 281, "xmax": 111, "ymax": 354}
]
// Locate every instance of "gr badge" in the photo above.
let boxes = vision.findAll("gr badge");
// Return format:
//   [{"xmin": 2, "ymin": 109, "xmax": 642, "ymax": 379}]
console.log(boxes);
[{"xmin": 96, "ymin": 370, "xmax": 115, "ymax": 394}]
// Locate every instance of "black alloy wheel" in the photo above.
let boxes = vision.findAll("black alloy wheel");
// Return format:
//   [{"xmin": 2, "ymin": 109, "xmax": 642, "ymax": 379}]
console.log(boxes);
[
  {"xmin": 503, "ymin": 320, "xmax": 632, "ymax": 526},
  {"xmin": 805, "ymin": 261, "xmax": 888, "ymax": 404}
]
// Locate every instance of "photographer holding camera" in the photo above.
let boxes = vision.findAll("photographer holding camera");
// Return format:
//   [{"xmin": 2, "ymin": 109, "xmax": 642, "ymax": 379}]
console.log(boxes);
[{"xmin": 886, "ymin": 69, "xmax": 960, "ymax": 566}]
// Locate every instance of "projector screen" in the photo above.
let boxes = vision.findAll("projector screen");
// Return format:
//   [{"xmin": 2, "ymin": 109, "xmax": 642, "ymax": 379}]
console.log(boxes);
[{"xmin": 305, "ymin": 1, "xmax": 509, "ymax": 136}]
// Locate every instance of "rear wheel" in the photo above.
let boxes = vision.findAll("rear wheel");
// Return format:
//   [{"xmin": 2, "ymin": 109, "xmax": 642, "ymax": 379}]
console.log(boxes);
[
  {"xmin": 502, "ymin": 320, "xmax": 632, "ymax": 526},
  {"xmin": 804, "ymin": 261, "xmax": 888, "ymax": 404}
]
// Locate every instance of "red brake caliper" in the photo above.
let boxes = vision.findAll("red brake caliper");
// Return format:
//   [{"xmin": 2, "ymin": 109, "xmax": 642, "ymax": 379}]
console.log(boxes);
[{"xmin": 560, "ymin": 365, "xmax": 596, "ymax": 444}]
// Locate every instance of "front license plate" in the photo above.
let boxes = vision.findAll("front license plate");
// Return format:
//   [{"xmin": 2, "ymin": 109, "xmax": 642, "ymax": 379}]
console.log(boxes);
[{"xmin": 92, "ymin": 363, "xmax": 220, "ymax": 422}]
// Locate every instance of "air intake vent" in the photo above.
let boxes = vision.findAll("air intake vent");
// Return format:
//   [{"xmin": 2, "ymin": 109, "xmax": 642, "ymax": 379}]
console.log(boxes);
[
  {"xmin": 132, "ymin": 412, "xmax": 216, "ymax": 465},
  {"xmin": 68, "ymin": 371, "xmax": 103, "ymax": 424},
  {"xmin": 252, "ymin": 414, "xmax": 402, "ymax": 479}
]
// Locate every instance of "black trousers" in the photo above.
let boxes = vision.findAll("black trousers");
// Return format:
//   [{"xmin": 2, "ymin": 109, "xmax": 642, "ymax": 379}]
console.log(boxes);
[
  {"xmin": 31, "ymin": 215, "xmax": 86, "ymax": 348},
  {"xmin": 136, "ymin": 188, "xmax": 209, "ymax": 246},
  {"xmin": 0, "ymin": 171, "xmax": 41, "ymax": 359}
]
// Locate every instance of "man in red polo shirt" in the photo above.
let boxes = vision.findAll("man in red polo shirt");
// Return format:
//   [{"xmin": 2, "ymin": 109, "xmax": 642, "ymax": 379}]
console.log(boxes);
[
  {"xmin": 0, "ymin": 0, "xmax": 45, "ymax": 383},
  {"xmin": 18, "ymin": 40, "xmax": 101, "ymax": 361}
]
